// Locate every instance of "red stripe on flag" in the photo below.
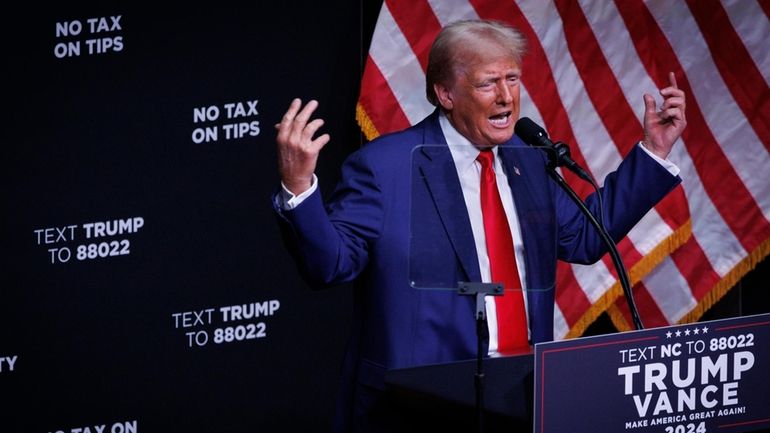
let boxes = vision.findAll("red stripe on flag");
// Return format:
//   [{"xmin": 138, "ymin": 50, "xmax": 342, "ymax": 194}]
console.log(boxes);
[
  {"xmin": 669, "ymin": 237, "xmax": 721, "ymax": 302},
  {"xmin": 598, "ymin": 238, "xmax": 644, "ymax": 285},
  {"xmin": 615, "ymin": 0, "xmax": 770, "ymax": 254},
  {"xmin": 618, "ymin": 239, "xmax": 642, "ymax": 264},
  {"xmin": 618, "ymin": 282, "xmax": 670, "ymax": 329},
  {"xmin": 385, "ymin": 0, "xmax": 443, "ymax": 72},
  {"xmin": 686, "ymin": 0, "xmax": 770, "ymax": 153},
  {"xmin": 555, "ymin": 261, "xmax": 593, "ymax": 326},
  {"xmin": 656, "ymin": 187, "xmax": 690, "ymax": 230},
  {"xmin": 358, "ymin": 55, "xmax": 411, "ymax": 137},
  {"xmin": 760, "ymin": 0, "xmax": 770, "ymax": 21}
]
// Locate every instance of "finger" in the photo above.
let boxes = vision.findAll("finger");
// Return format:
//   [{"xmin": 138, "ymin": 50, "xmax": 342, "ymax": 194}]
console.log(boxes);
[
  {"xmin": 660, "ymin": 86, "xmax": 685, "ymax": 99},
  {"xmin": 281, "ymin": 98, "xmax": 302, "ymax": 125},
  {"xmin": 286, "ymin": 102, "xmax": 316, "ymax": 142},
  {"xmin": 277, "ymin": 98, "xmax": 302, "ymax": 141},
  {"xmin": 660, "ymin": 96, "xmax": 685, "ymax": 111},
  {"xmin": 658, "ymin": 107, "xmax": 683, "ymax": 123},
  {"xmin": 311, "ymin": 133, "xmax": 331, "ymax": 150},
  {"xmin": 643, "ymin": 93, "xmax": 657, "ymax": 115},
  {"xmin": 668, "ymin": 71, "xmax": 678, "ymax": 89},
  {"xmin": 287, "ymin": 100, "xmax": 322, "ymax": 144},
  {"xmin": 276, "ymin": 121, "xmax": 291, "ymax": 144},
  {"xmin": 293, "ymin": 99, "xmax": 319, "ymax": 126},
  {"xmin": 301, "ymin": 118, "xmax": 326, "ymax": 142}
]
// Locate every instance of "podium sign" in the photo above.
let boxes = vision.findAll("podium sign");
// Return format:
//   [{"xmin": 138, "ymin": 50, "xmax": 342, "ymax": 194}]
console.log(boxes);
[{"xmin": 534, "ymin": 313, "xmax": 770, "ymax": 433}]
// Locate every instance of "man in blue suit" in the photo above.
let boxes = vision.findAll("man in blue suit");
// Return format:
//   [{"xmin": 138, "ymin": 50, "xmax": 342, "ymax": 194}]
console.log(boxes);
[{"xmin": 273, "ymin": 19, "xmax": 686, "ymax": 432}]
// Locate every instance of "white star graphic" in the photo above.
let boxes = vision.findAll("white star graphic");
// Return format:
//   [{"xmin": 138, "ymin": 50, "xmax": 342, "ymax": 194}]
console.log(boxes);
[
  {"xmin": 684, "ymin": 329, "xmax": 691, "ymax": 336},
  {"xmin": 702, "ymin": 326, "xmax": 709, "ymax": 334},
  {"xmin": 693, "ymin": 328, "xmax": 700, "ymax": 335},
  {"xmin": 666, "ymin": 331, "xmax": 673, "ymax": 338},
  {"xmin": 675, "ymin": 330, "xmax": 682, "ymax": 337}
]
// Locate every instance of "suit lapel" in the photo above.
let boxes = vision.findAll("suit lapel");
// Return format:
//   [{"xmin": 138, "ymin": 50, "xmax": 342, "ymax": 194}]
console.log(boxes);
[{"xmin": 414, "ymin": 113, "xmax": 481, "ymax": 283}]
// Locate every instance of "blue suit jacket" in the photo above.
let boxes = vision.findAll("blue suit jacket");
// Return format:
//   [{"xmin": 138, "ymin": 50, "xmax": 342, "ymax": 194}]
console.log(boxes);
[{"xmin": 273, "ymin": 110, "xmax": 680, "ymax": 431}]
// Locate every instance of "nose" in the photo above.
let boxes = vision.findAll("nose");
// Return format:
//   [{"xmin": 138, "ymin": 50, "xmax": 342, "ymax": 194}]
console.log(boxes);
[{"xmin": 496, "ymin": 81, "xmax": 513, "ymax": 105}]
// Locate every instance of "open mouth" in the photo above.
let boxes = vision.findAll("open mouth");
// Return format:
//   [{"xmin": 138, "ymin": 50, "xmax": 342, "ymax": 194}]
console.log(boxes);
[{"xmin": 489, "ymin": 111, "xmax": 512, "ymax": 127}]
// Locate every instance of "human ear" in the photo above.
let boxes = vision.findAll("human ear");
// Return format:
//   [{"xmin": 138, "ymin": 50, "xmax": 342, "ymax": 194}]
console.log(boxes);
[{"xmin": 433, "ymin": 83, "xmax": 454, "ymax": 110}]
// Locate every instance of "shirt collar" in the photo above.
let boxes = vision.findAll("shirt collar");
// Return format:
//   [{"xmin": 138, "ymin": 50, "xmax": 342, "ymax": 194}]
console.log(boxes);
[{"xmin": 438, "ymin": 111, "xmax": 499, "ymax": 174}]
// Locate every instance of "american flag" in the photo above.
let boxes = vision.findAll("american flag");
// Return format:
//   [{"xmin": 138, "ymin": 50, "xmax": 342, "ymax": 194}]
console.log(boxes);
[{"xmin": 356, "ymin": 0, "xmax": 770, "ymax": 339}]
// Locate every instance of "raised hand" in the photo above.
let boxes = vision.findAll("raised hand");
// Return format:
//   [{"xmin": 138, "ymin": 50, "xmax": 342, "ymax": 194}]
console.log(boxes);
[
  {"xmin": 275, "ymin": 98, "xmax": 330, "ymax": 195},
  {"xmin": 642, "ymin": 72, "xmax": 687, "ymax": 160}
]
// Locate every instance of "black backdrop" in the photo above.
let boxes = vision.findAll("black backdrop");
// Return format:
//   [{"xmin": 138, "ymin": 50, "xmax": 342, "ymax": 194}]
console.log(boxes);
[
  {"xmin": 3, "ymin": 3, "xmax": 769, "ymax": 433},
  {"xmin": 2, "ymin": 3, "xmax": 380, "ymax": 432}
]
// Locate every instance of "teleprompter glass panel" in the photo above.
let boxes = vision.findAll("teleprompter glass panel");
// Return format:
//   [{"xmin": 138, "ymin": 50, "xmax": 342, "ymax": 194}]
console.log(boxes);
[{"xmin": 409, "ymin": 144, "xmax": 557, "ymax": 294}]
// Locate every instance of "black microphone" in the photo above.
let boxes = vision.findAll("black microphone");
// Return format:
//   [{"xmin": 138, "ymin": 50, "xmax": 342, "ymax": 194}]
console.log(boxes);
[
  {"xmin": 516, "ymin": 117, "xmax": 643, "ymax": 329},
  {"xmin": 514, "ymin": 117, "xmax": 592, "ymax": 182}
]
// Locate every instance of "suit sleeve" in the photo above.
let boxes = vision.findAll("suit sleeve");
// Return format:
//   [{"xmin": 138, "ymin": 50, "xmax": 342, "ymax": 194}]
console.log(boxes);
[
  {"xmin": 272, "ymin": 149, "xmax": 384, "ymax": 287},
  {"xmin": 555, "ymin": 145, "xmax": 681, "ymax": 264}
]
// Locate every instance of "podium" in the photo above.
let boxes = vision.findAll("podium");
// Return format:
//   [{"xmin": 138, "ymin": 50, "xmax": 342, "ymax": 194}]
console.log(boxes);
[
  {"xmin": 372, "ymin": 353, "xmax": 534, "ymax": 432},
  {"xmin": 373, "ymin": 314, "xmax": 770, "ymax": 433}
]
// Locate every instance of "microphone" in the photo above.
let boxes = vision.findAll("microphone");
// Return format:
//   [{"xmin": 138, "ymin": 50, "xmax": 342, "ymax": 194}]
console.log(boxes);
[
  {"xmin": 514, "ymin": 117, "xmax": 592, "ymax": 182},
  {"xmin": 515, "ymin": 117, "xmax": 643, "ymax": 329}
]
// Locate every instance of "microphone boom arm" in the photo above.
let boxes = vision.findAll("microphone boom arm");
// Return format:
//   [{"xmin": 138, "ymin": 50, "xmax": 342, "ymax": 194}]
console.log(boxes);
[
  {"xmin": 514, "ymin": 116, "xmax": 643, "ymax": 330},
  {"xmin": 543, "ymin": 146, "xmax": 644, "ymax": 331}
]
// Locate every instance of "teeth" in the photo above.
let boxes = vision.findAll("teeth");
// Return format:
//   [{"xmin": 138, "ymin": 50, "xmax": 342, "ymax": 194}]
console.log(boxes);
[{"xmin": 489, "ymin": 112, "xmax": 510, "ymax": 126}]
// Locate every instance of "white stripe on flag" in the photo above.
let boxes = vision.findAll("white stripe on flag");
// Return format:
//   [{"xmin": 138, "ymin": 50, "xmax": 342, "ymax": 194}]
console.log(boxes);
[
  {"xmin": 721, "ymin": 0, "xmax": 770, "ymax": 86},
  {"xmin": 368, "ymin": 3, "xmax": 434, "ymax": 125},
  {"xmin": 674, "ymin": 144, "xmax": 747, "ymax": 277},
  {"xmin": 577, "ymin": 0, "xmax": 652, "ymax": 126},
  {"xmin": 643, "ymin": 256, "xmax": 698, "ymax": 322},
  {"xmin": 626, "ymin": 209, "xmax": 675, "ymax": 255},
  {"xmin": 571, "ymin": 260, "xmax": 615, "ymax": 305},
  {"xmin": 426, "ymin": 0, "xmax": 479, "ymax": 27},
  {"xmin": 553, "ymin": 304, "xmax": 568, "ymax": 339},
  {"xmin": 519, "ymin": 85, "xmax": 545, "ymax": 135}
]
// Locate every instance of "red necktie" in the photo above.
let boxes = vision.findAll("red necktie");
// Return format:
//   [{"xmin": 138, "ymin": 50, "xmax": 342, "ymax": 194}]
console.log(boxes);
[{"xmin": 476, "ymin": 150, "xmax": 529, "ymax": 353}]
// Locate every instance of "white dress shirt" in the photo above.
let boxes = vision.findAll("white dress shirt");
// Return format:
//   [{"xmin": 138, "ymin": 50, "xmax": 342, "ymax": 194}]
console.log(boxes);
[{"xmin": 439, "ymin": 112, "xmax": 529, "ymax": 356}]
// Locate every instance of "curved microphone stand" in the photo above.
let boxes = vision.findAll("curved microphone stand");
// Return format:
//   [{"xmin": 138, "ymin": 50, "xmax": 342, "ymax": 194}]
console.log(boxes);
[{"xmin": 544, "ymin": 142, "xmax": 644, "ymax": 331}]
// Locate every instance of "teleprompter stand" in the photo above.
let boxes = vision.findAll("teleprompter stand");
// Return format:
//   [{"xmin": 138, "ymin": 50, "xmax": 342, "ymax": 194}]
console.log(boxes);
[
  {"xmin": 383, "ymin": 335, "xmax": 534, "ymax": 433},
  {"xmin": 382, "ymin": 283, "xmax": 533, "ymax": 433},
  {"xmin": 457, "ymin": 281, "xmax": 503, "ymax": 433}
]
